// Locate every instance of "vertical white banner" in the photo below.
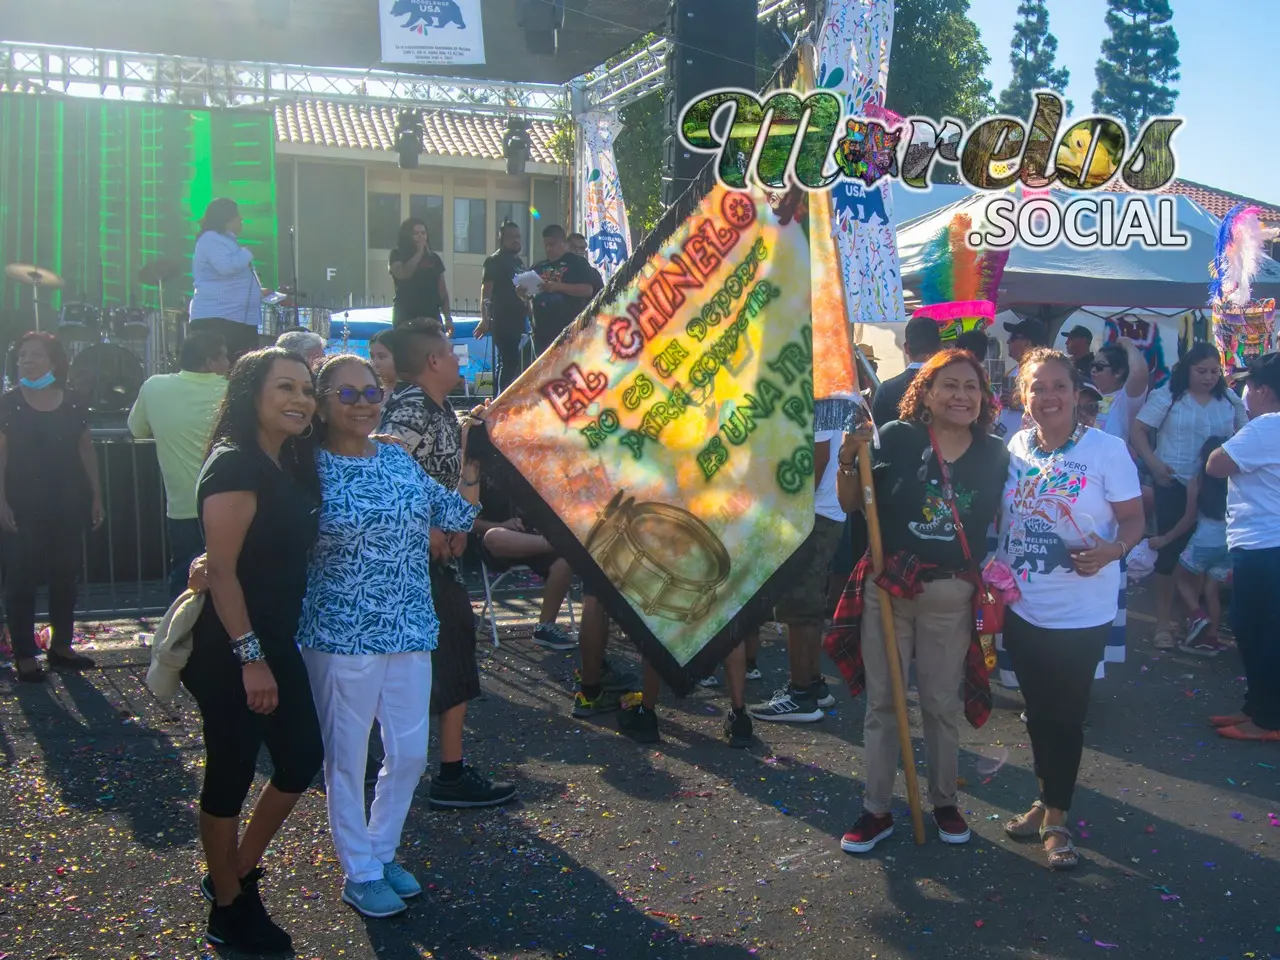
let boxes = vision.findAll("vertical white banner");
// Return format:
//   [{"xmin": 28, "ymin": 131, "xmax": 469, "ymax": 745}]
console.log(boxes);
[
  {"xmin": 577, "ymin": 111, "xmax": 631, "ymax": 281},
  {"xmin": 379, "ymin": 0, "xmax": 486, "ymax": 66},
  {"xmin": 816, "ymin": 0, "xmax": 906, "ymax": 326}
]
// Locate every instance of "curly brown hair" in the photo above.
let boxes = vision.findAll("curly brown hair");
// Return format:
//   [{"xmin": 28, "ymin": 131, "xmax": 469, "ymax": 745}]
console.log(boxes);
[{"xmin": 897, "ymin": 347, "xmax": 995, "ymax": 429}]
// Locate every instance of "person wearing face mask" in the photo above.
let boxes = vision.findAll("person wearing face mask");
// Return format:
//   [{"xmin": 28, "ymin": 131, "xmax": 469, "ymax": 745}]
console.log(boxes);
[
  {"xmin": 1204, "ymin": 352, "xmax": 1280, "ymax": 742},
  {"xmin": 180, "ymin": 348, "xmax": 325, "ymax": 952},
  {"xmin": 0, "ymin": 331, "xmax": 104, "ymax": 682},
  {"xmin": 1132, "ymin": 343, "xmax": 1247, "ymax": 648},
  {"xmin": 296, "ymin": 355, "xmax": 481, "ymax": 918},
  {"xmin": 829, "ymin": 349, "xmax": 1009, "ymax": 855},
  {"xmin": 998, "ymin": 348, "xmax": 1145, "ymax": 871},
  {"xmin": 189, "ymin": 198, "xmax": 267, "ymax": 363}
]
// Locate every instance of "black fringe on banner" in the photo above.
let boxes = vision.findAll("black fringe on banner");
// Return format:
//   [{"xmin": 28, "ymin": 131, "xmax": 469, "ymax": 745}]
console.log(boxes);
[
  {"xmin": 467, "ymin": 39, "xmax": 825, "ymax": 696},
  {"xmin": 468, "ymin": 424, "xmax": 816, "ymax": 697}
]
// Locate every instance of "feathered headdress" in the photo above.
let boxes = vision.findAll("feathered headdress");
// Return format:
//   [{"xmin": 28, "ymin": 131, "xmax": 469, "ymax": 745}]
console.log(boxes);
[
  {"xmin": 913, "ymin": 212, "xmax": 1010, "ymax": 338},
  {"xmin": 1209, "ymin": 203, "xmax": 1280, "ymax": 308}
]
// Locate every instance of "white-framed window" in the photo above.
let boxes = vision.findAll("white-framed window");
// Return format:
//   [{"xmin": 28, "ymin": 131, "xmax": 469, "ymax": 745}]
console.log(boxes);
[{"xmin": 453, "ymin": 197, "xmax": 487, "ymax": 255}]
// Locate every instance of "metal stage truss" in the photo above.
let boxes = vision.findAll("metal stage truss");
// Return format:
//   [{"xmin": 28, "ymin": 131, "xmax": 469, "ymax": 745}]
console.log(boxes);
[
  {"xmin": 2, "ymin": 0, "xmax": 805, "ymax": 117},
  {"xmin": 0, "ymin": 42, "xmax": 568, "ymax": 118}
]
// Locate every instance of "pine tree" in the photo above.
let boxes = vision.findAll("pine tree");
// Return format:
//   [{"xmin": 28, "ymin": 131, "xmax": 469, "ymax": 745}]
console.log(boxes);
[
  {"xmin": 996, "ymin": 0, "xmax": 1071, "ymax": 117},
  {"xmin": 1092, "ymin": 0, "xmax": 1180, "ymax": 136}
]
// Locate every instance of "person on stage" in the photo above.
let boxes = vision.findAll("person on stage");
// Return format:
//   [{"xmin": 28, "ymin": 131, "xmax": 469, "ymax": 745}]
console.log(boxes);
[
  {"xmin": 0, "ymin": 331, "xmax": 104, "ymax": 682},
  {"xmin": 389, "ymin": 219, "xmax": 453, "ymax": 334},
  {"xmin": 999, "ymin": 348, "xmax": 1144, "ymax": 870},
  {"xmin": 189, "ymin": 198, "xmax": 266, "ymax": 363},
  {"xmin": 475, "ymin": 221, "xmax": 529, "ymax": 392}
]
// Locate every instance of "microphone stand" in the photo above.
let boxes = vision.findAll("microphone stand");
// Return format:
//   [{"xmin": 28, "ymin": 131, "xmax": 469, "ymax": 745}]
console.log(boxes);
[{"xmin": 289, "ymin": 224, "xmax": 300, "ymax": 329}]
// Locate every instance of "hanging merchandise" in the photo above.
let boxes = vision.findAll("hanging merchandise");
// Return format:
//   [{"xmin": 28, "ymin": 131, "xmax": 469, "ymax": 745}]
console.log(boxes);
[{"xmin": 1208, "ymin": 204, "xmax": 1279, "ymax": 377}]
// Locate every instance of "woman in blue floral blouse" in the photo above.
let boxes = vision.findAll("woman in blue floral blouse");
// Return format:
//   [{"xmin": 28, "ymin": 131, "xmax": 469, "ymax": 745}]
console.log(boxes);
[{"xmin": 295, "ymin": 354, "xmax": 480, "ymax": 919}]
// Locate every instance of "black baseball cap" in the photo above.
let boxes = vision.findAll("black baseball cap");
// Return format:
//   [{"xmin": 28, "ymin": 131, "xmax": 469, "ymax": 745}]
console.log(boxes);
[
  {"xmin": 1232, "ymin": 351, "xmax": 1280, "ymax": 393},
  {"xmin": 1061, "ymin": 324, "xmax": 1093, "ymax": 342},
  {"xmin": 1003, "ymin": 319, "xmax": 1049, "ymax": 346},
  {"xmin": 1079, "ymin": 381, "xmax": 1103, "ymax": 401}
]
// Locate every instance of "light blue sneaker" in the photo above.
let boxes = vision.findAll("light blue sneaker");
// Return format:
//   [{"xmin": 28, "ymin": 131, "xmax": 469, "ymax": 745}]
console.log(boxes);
[
  {"xmin": 382, "ymin": 861, "xmax": 422, "ymax": 899},
  {"xmin": 341, "ymin": 877, "xmax": 406, "ymax": 918}
]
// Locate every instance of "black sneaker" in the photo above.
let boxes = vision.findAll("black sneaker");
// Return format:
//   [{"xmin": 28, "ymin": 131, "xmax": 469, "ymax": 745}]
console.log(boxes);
[
  {"xmin": 747, "ymin": 687, "xmax": 823, "ymax": 723},
  {"xmin": 532, "ymin": 623, "xmax": 577, "ymax": 650},
  {"xmin": 46, "ymin": 648, "xmax": 95, "ymax": 670},
  {"xmin": 810, "ymin": 678, "xmax": 836, "ymax": 708},
  {"xmin": 206, "ymin": 893, "xmax": 292, "ymax": 953},
  {"xmin": 428, "ymin": 766, "xmax": 517, "ymax": 809},
  {"xmin": 200, "ymin": 865, "xmax": 265, "ymax": 903},
  {"xmin": 723, "ymin": 708, "xmax": 753, "ymax": 748},
  {"xmin": 574, "ymin": 659, "xmax": 640, "ymax": 692},
  {"xmin": 617, "ymin": 696, "xmax": 660, "ymax": 743}
]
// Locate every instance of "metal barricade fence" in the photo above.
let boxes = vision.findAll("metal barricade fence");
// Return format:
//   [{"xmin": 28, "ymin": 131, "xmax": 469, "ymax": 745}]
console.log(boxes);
[{"xmin": 1, "ymin": 430, "xmax": 172, "ymax": 622}]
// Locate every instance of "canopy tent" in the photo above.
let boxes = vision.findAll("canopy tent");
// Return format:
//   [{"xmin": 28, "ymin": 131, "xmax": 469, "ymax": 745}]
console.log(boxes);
[{"xmin": 897, "ymin": 187, "xmax": 1280, "ymax": 311}]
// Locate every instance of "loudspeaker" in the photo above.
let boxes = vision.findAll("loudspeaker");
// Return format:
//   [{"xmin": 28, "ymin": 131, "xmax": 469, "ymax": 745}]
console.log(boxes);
[
  {"xmin": 661, "ymin": 0, "xmax": 757, "ymax": 206},
  {"xmin": 518, "ymin": 0, "xmax": 565, "ymax": 58}
]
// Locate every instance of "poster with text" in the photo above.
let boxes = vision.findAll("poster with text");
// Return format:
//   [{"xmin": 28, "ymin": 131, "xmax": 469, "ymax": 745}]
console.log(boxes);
[
  {"xmin": 476, "ymin": 183, "xmax": 823, "ymax": 690},
  {"xmin": 379, "ymin": 0, "xmax": 486, "ymax": 66}
]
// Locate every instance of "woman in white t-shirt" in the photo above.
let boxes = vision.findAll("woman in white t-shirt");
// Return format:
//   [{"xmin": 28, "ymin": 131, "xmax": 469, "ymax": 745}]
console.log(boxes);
[
  {"xmin": 1204, "ymin": 353, "xmax": 1280, "ymax": 742},
  {"xmin": 1087, "ymin": 338, "xmax": 1149, "ymax": 443},
  {"xmin": 998, "ymin": 349, "xmax": 1145, "ymax": 870},
  {"xmin": 1131, "ymin": 343, "xmax": 1247, "ymax": 647}
]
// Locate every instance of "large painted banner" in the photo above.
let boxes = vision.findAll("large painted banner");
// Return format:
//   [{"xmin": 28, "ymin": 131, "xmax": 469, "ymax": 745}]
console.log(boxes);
[
  {"xmin": 816, "ymin": 0, "xmax": 906, "ymax": 326},
  {"xmin": 379, "ymin": 0, "xmax": 486, "ymax": 66},
  {"xmin": 578, "ymin": 112, "xmax": 632, "ymax": 281},
  {"xmin": 474, "ymin": 42, "xmax": 859, "ymax": 691}
]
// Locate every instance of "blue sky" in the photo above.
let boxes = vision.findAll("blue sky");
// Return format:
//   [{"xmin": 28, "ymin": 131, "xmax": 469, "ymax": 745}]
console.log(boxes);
[{"xmin": 966, "ymin": 0, "xmax": 1278, "ymax": 204}]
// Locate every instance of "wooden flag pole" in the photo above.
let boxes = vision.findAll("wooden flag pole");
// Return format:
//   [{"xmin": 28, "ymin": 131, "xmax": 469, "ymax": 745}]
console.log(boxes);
[{"xmin": 857, "ymin": 442, "xmax": 927, "ymax": 845}]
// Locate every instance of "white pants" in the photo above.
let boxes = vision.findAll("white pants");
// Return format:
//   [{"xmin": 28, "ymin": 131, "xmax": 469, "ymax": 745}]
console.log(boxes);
[{"xmin": 301, "ymin": 648, "xmax": 432, "ymax": 884}]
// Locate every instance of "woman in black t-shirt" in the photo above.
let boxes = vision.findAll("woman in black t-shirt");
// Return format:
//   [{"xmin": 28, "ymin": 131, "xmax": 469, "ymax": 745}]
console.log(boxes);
[
  {"xmin": 180, "ymin": 347, "xmax": 324, "ymax": 953},
  {"xmin": 832, "ymin": 348, "xmax": 1009, "ymax": 856},
  {"xmin": 0, "ymin": 331, "xmax": 104, "ymax": 682},
  {"xmin": 389, "ymin": 218, "xmax": 453, "ymax": 334}
]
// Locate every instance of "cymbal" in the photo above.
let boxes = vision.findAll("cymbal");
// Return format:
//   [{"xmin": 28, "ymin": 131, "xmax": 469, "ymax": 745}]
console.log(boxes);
[
  {"xmin": 137, "ymin": 258, "xmax": 187, "ymax": 286},
  {"xmin": 5, "ymin": 263, "xmax": 64, "ymax": 288}
]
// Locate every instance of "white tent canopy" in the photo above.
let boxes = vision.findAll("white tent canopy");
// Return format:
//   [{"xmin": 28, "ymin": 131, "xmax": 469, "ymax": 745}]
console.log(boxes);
[{"xmin": 895, "ymin": 187, "xmax": 1280, "ymax": 310}]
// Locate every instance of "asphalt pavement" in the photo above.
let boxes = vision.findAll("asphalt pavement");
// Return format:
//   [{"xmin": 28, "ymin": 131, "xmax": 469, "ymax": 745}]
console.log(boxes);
[{"xmin": 1, "ymin": 579, "xmax": 1276, "ymax": 960}]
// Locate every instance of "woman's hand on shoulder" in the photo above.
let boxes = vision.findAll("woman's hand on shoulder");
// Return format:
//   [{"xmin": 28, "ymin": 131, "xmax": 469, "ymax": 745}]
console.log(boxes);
[
  {"xmin": 371, "ymin": 433, "xmax": 410, "ymax": 452},
  {"xmin": 188, "ymin": 553, "xmax": 210, "ymax": 593}
]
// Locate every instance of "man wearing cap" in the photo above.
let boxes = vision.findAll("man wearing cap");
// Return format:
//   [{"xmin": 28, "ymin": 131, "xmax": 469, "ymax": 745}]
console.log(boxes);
[
  {"xmin": 1204, "ymin": 353, "xmax": 1280, "ymax": 741},
  {"xmin": 1062, "ymin": 325, "xmax": 1095, "ymax": 381},
  {"xmin": 997, "ymin": 319, "xmax": 1049, "ymax": 440},
  {"xmin": 871, "ymin": 316, "xmax": 941, "ymax": 427}
]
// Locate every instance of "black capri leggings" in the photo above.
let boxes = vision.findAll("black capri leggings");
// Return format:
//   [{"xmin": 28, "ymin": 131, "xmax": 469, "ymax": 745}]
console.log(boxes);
[
  {"xmin": 1153, "ymin": 480, "xmax": 1193, "ymax": 576},
  {"xmin": 1002, "ymin": 611, "xmax": 1109, "ymax": 811},
  {"xmin": 181, "ymin": 622, "xmax": 323, "ymax": 818}
]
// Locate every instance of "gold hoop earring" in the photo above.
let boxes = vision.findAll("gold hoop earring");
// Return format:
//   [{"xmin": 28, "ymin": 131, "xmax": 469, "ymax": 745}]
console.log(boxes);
[{"xmin": 300, "ymin": 422, "xmax": 315, "ymax": 439}]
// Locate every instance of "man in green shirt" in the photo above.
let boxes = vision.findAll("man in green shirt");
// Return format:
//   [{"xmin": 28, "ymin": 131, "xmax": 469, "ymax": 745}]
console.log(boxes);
[{"xmin": 127, "ymin": 333, "xmax": 229, "ymax": 597}]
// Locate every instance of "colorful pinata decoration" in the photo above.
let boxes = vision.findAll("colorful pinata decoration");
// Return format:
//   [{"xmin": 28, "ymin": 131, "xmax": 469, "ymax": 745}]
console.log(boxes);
[
  {"xmin": 913, "ymin": 212, "xmax": 1011, "ymax": 341},
  {"xmin": 1209, "ymin": 203, "xmax": 1278, "ymax": 377}
]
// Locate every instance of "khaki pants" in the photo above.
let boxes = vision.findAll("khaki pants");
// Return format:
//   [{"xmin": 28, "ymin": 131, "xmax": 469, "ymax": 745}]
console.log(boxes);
[{"xmin": 861, "ymin": 576, "xmax": 973, "ymax": 815}]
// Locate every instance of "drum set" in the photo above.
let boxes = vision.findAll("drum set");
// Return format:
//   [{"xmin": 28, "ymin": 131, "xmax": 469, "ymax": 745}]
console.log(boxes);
[{"xmin": 5, "ymin": 258, "xmax": 331, "ymax": 413}]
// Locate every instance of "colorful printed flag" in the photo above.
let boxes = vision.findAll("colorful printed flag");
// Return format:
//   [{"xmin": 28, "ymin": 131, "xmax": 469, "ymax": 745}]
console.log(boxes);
[
  {"xmin": 816, "ymin": 0, "xmax": 907, "ymax": 327},
  {"xmin": 579, "ymin": 111, "xmax": 631, "ymax": 280}
]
